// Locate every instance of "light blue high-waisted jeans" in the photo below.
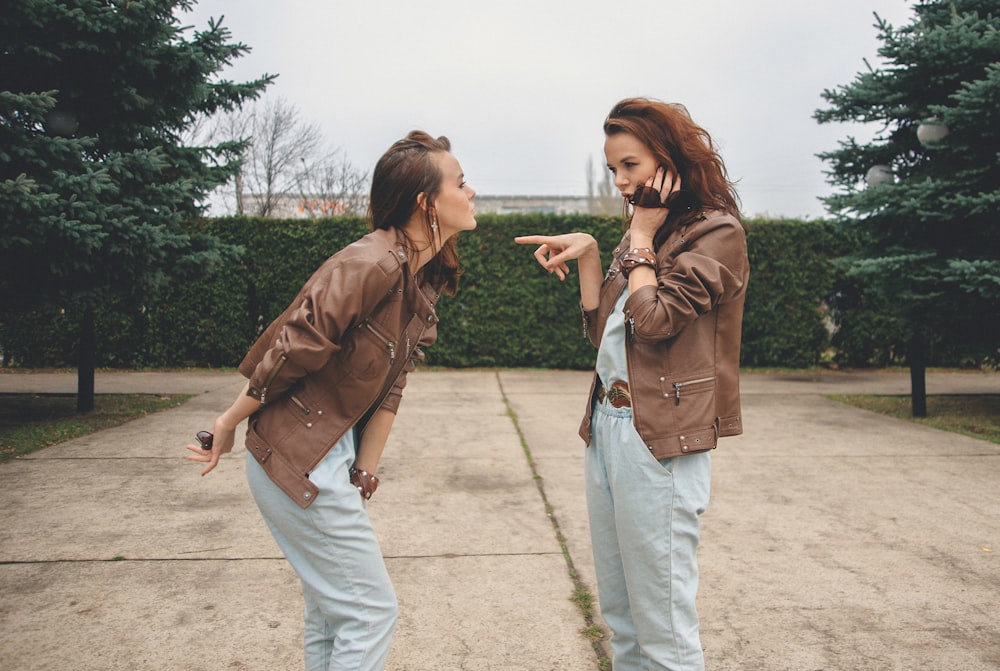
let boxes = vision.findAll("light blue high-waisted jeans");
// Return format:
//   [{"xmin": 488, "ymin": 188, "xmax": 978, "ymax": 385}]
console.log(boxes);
[
  {"xmin": 586, "ymin": 399, "xmax": 712, "ymax": 671},
  {"xmin": 246, "ymin": 430, "xmax": 397, "ymax": 671}
]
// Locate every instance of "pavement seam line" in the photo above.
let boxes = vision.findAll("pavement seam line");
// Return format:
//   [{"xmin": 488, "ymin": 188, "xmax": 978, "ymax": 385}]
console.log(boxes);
[
  {"xmin": 494, "ymin": 371, "xmax": 611, "ymax": 669},
  {"xmin": 0, "ymin": 552, "xmax": 565, "ymax": 565},
  {"xmin": 0, "ymin": 557, "xmax": 288, "ymax": 565}
]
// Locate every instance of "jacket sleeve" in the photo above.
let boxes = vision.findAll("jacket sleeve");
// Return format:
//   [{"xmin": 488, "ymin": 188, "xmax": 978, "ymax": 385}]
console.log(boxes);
[
  {"xmin": 624, "ymin": 214, "xmax": 748, "ymax": 344},
  {"xmin": 244, "ymin": 252, "xmax": 397, "ymax": 404}
]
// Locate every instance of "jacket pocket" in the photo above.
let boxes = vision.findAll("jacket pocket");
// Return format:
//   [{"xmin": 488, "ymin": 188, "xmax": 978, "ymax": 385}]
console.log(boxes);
[
  {"xmin": 337, "ymin": 318, "xmax": 397, "ymax": 381},
  {"xmin": 668, "ymin": 374, "xmax": 716, "ymax": 407},
  {"xmin": 659, "ymin": 371, "xmax": 717, "ymax": 437},
  {"xmin": 281, "ymin": 390, "xmax": 323, "ymax": 430},
  {"xmin": 364, "ymin": 320, "xmax": 397, "ymax": 365}
]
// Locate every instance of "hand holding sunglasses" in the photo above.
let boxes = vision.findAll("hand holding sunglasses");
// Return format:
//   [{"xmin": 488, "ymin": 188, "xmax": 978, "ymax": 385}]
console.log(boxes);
[{"xmin": 629, "ymin": 166, "xmax": 696, "ymax": 212}]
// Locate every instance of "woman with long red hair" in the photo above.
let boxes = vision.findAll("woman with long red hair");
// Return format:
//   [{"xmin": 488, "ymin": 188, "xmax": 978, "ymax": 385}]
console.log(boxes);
[{"xmin": 517, "ymin": 98, "xmax": 749, "ymax": 670}]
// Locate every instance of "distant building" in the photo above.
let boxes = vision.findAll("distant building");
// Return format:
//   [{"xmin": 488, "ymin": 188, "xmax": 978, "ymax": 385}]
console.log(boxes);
[
  {"xmin": 239, "ymin": 194, "xmax": 603, "ymax": 218},
  {"xmin": 238, "ymin": 193, "xmax": 358, "ymax": 219},
  {"xmin": 472, "ymin": 195, "xmax": 592, "ymax": 215}
]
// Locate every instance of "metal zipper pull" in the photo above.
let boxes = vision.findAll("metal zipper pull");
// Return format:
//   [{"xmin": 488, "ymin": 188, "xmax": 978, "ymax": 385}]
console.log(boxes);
[
  {"xmin": 673, "ymin": 376, "xmax": 716, "ymax": 406},
  {"xmin": 289, "ymin": 394, "xmax": 310, "ymax": 415},
  {"xmin": 259, "ymin": 353, "xmax": 288, "ymax": 405},
  {"xmin": 365, "ymin": 322, "xmax": 396, "ymax": 365}
]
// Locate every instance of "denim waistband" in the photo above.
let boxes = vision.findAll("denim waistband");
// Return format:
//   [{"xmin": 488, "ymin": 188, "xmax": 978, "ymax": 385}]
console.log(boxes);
[{"xmin": 593, "ymin": 396, "xmax": 633, "ymax": 419}]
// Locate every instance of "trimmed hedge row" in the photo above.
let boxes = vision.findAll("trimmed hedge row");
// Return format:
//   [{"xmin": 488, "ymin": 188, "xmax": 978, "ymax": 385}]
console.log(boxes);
[{"xmin": 0, "ymin": 214, "xmax": 899, "ymax": 370}]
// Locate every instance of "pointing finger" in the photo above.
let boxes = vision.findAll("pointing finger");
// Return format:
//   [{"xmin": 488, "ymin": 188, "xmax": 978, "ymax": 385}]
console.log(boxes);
[{"xmin": 514, "ymin": 235, "xmax": 549, "ymax": 245}]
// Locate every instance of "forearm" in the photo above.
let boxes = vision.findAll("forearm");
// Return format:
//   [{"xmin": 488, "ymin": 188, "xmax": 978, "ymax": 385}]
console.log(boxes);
[
  {"xmin": 354, "ymin": 407, "xmax": 395, "ymax": 473},
  {"xmin": 626, "ymin": 230, "xmax": 658, "ymax": 293},
  {"xmin": 220, "ymin": 382, "xmax": 261, "ymax": 431},
  {"xmin": 578, "ymin": 241, "xmax": 605, "ymax": 311}
]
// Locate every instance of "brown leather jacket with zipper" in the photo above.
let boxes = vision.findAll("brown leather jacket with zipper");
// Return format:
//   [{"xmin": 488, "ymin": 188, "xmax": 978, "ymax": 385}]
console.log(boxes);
[
  {"xmin": 237, "ymin": 227, "xmax": 440, "ymax": 508},
  {"xmin": 580, "ymin": 209, "xmax": 749, "ymax": 460}
]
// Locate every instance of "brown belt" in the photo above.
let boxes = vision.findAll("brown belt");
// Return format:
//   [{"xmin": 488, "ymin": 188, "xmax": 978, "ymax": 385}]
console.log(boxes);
[{"xmin": 597, "ymin": 380, "xmax": 631, "ymax": 408}]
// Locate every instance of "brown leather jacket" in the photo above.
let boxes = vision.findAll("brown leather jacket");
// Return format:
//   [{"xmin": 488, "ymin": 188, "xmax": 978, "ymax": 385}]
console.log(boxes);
[
  {"xmin": 237, "ymin": 227, "xmax": 440, "ymax": 508},
  {"xmin": 580, "ymin": 210, "xmax": 749, "ymax": 460}
]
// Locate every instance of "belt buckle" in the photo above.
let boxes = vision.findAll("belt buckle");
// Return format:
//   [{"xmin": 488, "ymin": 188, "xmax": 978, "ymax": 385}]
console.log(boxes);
[{"xmin": 599, "ymin": 382, "xmax": 631, "ymax": 408}]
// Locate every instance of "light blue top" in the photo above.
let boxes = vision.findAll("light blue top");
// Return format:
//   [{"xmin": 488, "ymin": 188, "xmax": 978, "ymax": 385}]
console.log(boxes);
[{"xmin": 595, "ymin": 287, "xmax": 629, "ymax": 386}]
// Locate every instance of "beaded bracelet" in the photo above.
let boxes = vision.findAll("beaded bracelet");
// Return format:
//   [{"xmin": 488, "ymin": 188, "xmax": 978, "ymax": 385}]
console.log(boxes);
[{"xmin": 619, "ymin": 247, "xmax": 657, "ymax": 278}]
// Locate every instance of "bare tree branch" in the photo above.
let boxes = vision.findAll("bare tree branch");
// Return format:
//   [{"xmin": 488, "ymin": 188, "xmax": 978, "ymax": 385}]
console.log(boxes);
[{"xmin": 188, "ymin": 95, "xmax": 369, "ymax": 218}]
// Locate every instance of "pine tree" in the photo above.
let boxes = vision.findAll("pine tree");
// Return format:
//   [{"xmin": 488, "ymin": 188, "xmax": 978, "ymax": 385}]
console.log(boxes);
[
  {"xmin": 0, "ymin": 0, "xmax": 273, "ymax": 410},
  {"xmin": 815, "ymin": 0, "xmax": 1000, "ymax": 416}
]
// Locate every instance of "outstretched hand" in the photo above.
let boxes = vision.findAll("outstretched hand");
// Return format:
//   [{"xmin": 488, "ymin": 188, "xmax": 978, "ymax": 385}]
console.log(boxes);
[
  {"xmin": 514, "ymin": 232, "xmax": 598, "ymax": 281},
  {"xmin": 185, "ymin": 423, "xmax": 236, "ymax": 476}
]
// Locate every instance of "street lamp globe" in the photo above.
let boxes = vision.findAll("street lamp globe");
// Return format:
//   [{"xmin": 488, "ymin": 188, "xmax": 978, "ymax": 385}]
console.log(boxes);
[
  {"xmin": 916, "ymin": 118, "xmax": 949, "ymax": 147},
  {"xmin": 865, "ymin": 164, "xmax": 894, "ymax": 187}
]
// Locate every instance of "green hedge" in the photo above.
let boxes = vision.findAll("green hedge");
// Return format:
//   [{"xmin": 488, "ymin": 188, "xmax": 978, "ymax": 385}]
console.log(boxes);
[
  {"xmin": 0, "ymin": 214, "xmax": 884, "ymax": 370},
  {"xmin": 741, "ymin": 218, "xmax": 851, "ymax": 367}
]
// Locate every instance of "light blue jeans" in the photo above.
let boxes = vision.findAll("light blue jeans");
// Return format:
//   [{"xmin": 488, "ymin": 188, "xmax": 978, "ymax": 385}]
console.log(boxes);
[
  {"xmin": 586, "ymin": 400, "xmax": 712, "ymax": 671},
  {"xmin": 246, "ymin": 431, "xmax": 397, "ymax": 671}
]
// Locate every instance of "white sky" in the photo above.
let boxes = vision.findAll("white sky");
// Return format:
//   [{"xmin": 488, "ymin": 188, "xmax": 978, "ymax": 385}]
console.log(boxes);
[{"xmin": 179, "ymin": 0, "xmax": 915, "ymax": 219}]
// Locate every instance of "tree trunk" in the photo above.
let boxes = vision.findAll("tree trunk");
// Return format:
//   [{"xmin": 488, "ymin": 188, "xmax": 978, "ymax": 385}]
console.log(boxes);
[
  {"xmin": 77, "ymin": 303, "xmax": 96, "ymax": 413},
  {"xmin": 909, "ymin": 331, "xmax": 927, "ymax": 418},
  {"xmin": 235, "ymin": 170, "xmax": 245, "ymax": 216}
]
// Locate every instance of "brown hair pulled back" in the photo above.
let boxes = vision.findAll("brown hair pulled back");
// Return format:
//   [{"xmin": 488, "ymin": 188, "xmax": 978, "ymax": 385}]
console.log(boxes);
[
  {"xmin": 604, "ymin": 97, "xmax": 740, "ymax": 235},
  {"xmin": 368, "ymin": 130, "xmax": 460, "ymax": 296}
]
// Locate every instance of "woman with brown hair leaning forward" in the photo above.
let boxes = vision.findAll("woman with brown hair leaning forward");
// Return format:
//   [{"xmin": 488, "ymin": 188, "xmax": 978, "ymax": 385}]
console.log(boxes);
[
  {"xmin": 516, "ymin": 98, "xmax": 748, "ymax": 671},
  {"xmin": 186, "ymin": 131, "xmax": 476, "ymax": 671}
]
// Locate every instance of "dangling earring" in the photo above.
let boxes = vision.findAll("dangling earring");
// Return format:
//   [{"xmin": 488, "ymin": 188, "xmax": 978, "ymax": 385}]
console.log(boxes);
[{"xmin": 431, "ymin": 213, "xmax": 439, "ymax": 234}]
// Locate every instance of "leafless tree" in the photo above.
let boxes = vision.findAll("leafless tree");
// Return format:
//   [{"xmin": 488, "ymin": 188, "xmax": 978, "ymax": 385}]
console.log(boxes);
[
  {"xmin": 586, "ymin": 154, "xmax": 620, "ymax": 216},
  {"xmin": 294, "ymin": 149, "xmax": 369, "ymax": 217},
  {"xmin": 193, "ymin": 96, "xmax": 369, "ymax": 217},
  {"xmin": 243, "ymin": 97, "xmax": 321, "ymax": 216}
]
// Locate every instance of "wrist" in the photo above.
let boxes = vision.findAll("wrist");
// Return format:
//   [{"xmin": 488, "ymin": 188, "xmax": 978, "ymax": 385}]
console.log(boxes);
[
  {"xmin": 350, "ymin": 466, "xmax": 380, "ymax": 500},
  {"xmin": 628, "ymin": 233, "xmax": 654, "ymax": 249},
  {"xmin": 619, "ymin": 247, "xmax": 657, "ymax": 279},
  {"xmin": 354, "ymin": 459, "xmax": 377, "ymax": 473},
  {"xmin": 216, "ymin": 413, "xmax": 241, "ymax": 434},
  {"xmin": 578, "ymin": 234, "xmax": 600, "ymax": 258}
]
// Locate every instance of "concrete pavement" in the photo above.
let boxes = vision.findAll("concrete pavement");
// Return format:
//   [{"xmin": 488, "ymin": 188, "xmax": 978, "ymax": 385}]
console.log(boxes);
[{"xmin": 0, "ymin": 369, "xmax": 998, "ymax": 670}]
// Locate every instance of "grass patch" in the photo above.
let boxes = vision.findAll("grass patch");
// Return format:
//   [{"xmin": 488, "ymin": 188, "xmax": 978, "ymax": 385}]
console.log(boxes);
[
  {"xmin": 0, "ymin": 393, "xmax": 192, "ymax": 462},
  {"xmin": 829, "ymin": 394, "xmax": 1000, "ymax": 445}
]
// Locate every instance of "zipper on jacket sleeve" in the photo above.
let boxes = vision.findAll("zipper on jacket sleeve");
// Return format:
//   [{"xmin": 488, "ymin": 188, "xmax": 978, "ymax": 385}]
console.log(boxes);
[
  {"xmin": 259, "ymin": 353, "xmax": 288, "ymax": 405},
  {"xmin": 366, "ymin": 322, "xmax": 396, "ymax": 365},
  {"xmin": 672, "ymin": 376, "xmax": 716, "ymax": 405}
]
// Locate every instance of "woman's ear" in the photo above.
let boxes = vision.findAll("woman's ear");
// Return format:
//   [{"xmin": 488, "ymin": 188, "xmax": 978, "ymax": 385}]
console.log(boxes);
[{"xmin": 416, "ymin": 192, "xmax": 429, "ymax": 212}]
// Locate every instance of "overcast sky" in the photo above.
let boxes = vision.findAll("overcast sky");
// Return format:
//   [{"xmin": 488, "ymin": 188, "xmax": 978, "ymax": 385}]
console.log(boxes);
[{"xmin": 180, "ymin": 0, "xmax": 916, "ymax": 218}]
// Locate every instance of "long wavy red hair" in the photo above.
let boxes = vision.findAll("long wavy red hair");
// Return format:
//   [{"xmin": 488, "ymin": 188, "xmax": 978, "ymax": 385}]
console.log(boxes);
[{"xmin": 604, "ymin": 97, "xmax": 740, "ymax": 231}]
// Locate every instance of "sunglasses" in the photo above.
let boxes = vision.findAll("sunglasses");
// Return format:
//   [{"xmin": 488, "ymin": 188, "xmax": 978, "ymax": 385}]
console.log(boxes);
[{"xmin": 196, "ymin": 430, "xmax": 214, "ymax": 451}]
